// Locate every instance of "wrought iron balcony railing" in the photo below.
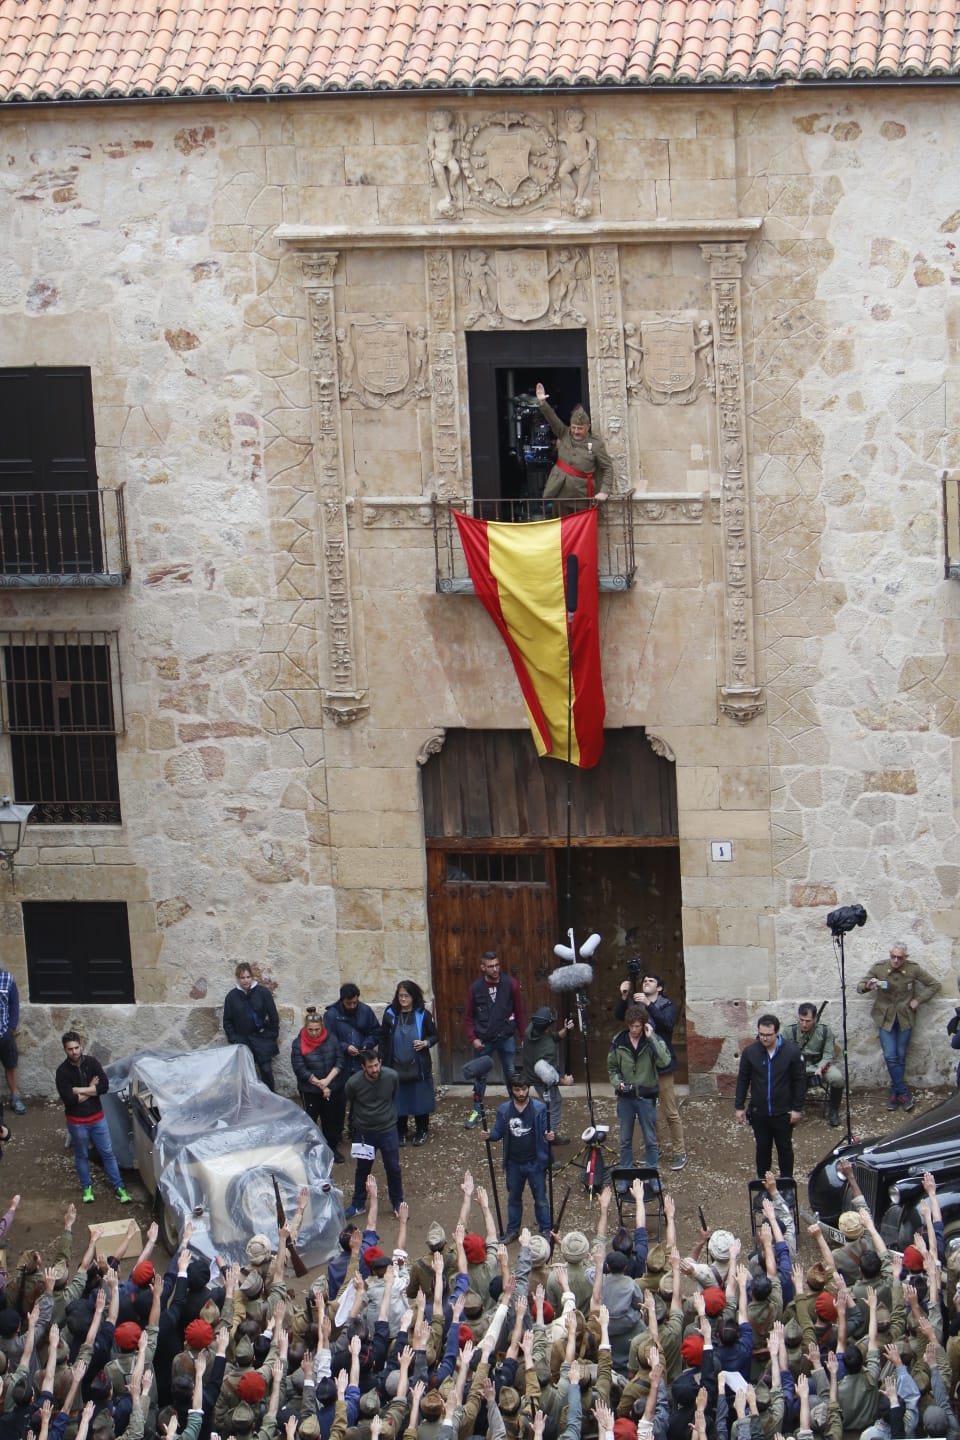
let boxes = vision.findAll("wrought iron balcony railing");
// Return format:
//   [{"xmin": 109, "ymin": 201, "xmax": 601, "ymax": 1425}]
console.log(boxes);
[
  {"xmin": 433, "ymin": 495, "xmax": 636, "ymax": 594},
  {"xmin": 0, "ymin": 487, "xmax": 129, "ymax": 587},
  {"xmin": 945, "ymin": 474, "xmax": 960, "ymax": 580}
]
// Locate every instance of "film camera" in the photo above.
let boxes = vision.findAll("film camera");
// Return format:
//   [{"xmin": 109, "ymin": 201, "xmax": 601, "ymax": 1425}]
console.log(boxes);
[
  {"xmin": 826, "ymin": 904, "xmax": 867, "ymax": 936},
  {"xmin": 626, "ymin": 956, "xmax": 644, "ymax": 984}
]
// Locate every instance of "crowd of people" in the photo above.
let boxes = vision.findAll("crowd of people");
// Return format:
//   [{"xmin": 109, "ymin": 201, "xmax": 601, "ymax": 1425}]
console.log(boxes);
[
  {"xmin": 0, "ymin": 942, "xmax": 951, "ymax": 1440},
  {"xmin": 0, "ymin": 1154, "xmax": 955, "ymax": 1440}
]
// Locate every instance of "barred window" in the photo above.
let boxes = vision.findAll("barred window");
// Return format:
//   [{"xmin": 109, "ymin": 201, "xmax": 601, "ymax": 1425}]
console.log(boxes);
[
  {"xmin": 445, "ymin": 852, "xmax": 547, "ymax": 884},
  {"xmin": 0, "ymin": 632, "xmax": 124, "ymax": 824}
]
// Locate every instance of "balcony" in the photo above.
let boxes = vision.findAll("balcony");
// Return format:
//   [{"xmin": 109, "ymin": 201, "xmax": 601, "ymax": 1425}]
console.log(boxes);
[
  {"xmin": 0, "ymin": 488, "xmax": 129, "ymax": 588},
  {"xmin": 945, "ymin": 474, "xmax": 960, "ymax": 580},
  {"xmin": 433, "ymin": 495, "xmax": 636, "ymax": 594}
]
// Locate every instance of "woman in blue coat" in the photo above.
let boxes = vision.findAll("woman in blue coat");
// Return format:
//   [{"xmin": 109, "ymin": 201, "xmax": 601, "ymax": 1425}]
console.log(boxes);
[{"xmin": 380, "ymin": 980, "xmax": 438, "ymax": 1146}]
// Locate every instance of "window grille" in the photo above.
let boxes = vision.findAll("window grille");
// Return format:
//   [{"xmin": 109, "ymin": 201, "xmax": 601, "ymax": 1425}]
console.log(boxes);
[{"xmin": 445, "ymin": 852, "xmax": 547, "ymax": 885}]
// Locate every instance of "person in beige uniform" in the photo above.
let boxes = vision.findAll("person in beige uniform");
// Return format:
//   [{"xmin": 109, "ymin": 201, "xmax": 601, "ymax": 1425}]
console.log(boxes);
[
  {"xmin": 857, "ymin": 941, "xmax": 939, "ymax": 1110},
  {"xmin": 535, "ymin": 381, "xmax": 613, "ymax": 504}
]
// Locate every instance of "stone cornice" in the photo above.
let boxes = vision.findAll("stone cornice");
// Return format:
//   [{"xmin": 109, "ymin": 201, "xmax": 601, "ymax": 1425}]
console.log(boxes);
[{"xmin": 276, "ymin": 218, "xmax": 763, "ymax": 251}]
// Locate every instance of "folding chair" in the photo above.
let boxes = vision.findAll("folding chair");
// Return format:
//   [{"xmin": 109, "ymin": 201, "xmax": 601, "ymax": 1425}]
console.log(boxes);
[
  {"xmin": 746, "ymin": 1176, "xmax": 800, "ymax": 1247},
  {"xmin": 610, "ymin": 1166, "xmax": 664, "ymax": 1240}
]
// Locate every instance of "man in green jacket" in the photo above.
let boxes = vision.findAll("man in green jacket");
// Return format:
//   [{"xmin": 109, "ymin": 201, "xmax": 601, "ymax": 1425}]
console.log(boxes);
[
  {"xmin": 607, "ymin": 1004, "xmax": 671, "ymax": 1178},
  {"xmin": 856, "ymin": 941, "xmax": 939, "ymax": 1110}
]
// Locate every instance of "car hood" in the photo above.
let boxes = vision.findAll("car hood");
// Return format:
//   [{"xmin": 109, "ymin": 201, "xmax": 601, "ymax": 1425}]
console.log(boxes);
[{"xmin": 858, "ymin": 1088, "xmax": 960, "ymax": 1167}]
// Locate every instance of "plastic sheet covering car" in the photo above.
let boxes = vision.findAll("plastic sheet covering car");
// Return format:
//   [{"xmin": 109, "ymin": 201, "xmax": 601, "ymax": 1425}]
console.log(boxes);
[{"xmin": 104, "ymin": 1045, "xmax": 343, "ymax": 1265}]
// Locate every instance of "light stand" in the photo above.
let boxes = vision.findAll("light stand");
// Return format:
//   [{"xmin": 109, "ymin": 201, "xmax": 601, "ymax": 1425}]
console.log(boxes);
[
  {"xmin": 826, "ymin": 903, "xmax": 868, "ymax": 1145},
  {"xmin": 563, "ymin": 553, "xmax": 578, "ymax": 936}
]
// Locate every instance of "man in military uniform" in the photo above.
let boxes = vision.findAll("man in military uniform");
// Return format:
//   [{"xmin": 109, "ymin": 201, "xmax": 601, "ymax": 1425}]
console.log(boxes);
[
  {"xmin": 784, "ymin": 1003, "xmax": 844, "ymax": 1128},
  {"xmin": 857, "ymin": 941, "xmax": 939, "ymax": 1111},
  {"xmin": 535, "ymin": 382, "xmax": 613, "ymax": 504}
]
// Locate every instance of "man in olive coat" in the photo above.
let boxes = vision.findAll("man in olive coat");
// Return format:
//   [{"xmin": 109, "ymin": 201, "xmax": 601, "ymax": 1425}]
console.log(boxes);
[
  {"xmin": 857, "ymin": 941, "xmax": 939, "ymax": 1110},
  {"xmin": 535, "ymin": 382, "xmax": 613, "ymax": 503}
]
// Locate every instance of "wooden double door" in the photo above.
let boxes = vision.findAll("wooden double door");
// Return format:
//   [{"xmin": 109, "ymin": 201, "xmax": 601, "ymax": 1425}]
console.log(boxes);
[{"xmin": 423, "ymin": 730, "xmax": 686, "ymax": 1083}]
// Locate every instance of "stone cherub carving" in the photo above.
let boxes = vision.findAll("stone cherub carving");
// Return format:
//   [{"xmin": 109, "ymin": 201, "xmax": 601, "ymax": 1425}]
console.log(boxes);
[
  {"xmin": 546, "ymin": 248, "xmax": 588, "ymax": 324},
  {"xmin": 336, "ymin": 327, "xmax": 357, "ymax": 398},
  {"xmin": 557, "ymin": 109, "xmax": 597, "ymax": 217},
  {"xmin": 694, "ymin": 319, "xmax": 716, "ymax": 393},
  {"xmin": 427, "ymin": 109, "xmax": 461, "ymax": 218}
]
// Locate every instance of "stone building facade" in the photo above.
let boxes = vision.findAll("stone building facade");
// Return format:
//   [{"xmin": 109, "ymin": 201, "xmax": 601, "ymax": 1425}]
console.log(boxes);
[{"xmin": 0, "ymin": 74, "xmax": 958, "ymax": 1095}]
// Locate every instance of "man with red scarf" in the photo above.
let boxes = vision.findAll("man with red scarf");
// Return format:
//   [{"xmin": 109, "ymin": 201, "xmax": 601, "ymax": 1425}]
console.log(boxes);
[
  {"xmin": 536, "ymin": 381, "xmax": 613, "ymax": 503},
  {"xmin": 291, "ymin": 1006, "xmax": 344, "ymax": 1161}
]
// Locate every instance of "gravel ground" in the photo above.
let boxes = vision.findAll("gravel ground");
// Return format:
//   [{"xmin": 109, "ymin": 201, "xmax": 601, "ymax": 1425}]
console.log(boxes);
[{"xmin": 2, "ymin": 1080, "xmax": 949, "ymax": 1279}]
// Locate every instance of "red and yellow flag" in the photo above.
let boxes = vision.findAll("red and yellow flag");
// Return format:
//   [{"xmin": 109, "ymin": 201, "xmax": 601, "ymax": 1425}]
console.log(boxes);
[{"xmin": 454, "ymin": 509, "xmax": 605, "ymax": 767}]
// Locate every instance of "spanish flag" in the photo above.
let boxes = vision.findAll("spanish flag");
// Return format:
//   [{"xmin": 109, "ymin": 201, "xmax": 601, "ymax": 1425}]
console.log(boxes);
[{"xmin": 454, "ymin": 509, "xmax": 605, "ymax": 767}]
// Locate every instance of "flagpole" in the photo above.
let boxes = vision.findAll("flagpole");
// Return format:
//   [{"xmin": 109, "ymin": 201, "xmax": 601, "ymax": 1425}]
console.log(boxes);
[{"xmin": 564, "ymin": 551, "xmax": 579, "ymax": 936}]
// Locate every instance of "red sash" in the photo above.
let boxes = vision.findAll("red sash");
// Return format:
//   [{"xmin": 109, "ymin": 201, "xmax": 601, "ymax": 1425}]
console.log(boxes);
[{"xmin": 556, "ymin": 458, "xmax": 594, "ymax": 496}]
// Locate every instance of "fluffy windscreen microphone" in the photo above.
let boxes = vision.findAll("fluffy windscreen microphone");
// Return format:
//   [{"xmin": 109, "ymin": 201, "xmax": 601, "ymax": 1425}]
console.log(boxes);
[
  {"xmin": 548, "ymin": 962, "xmax": 594, "ymax": 992},
  {"xmin": 462, "ymin": 1055, "xmax": 495, "ymax": 1082}
]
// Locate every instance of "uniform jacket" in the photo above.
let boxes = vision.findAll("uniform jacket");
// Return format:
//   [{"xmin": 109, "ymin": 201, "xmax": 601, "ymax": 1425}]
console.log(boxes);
[
  {"xmin": 783, "ymin": 1020, "xmax": 836, "ymax": 1069},
  {"xmin": 856, "ymin": 959, "xmax": 939, "ymax": 1031},
  {"xmin": 538, "ymin": 400, "xmax": 613, "ymax": 500},
  {"xmin": 606, "ymin": 1027, "xmax": 670, "ymax": 1095},
  {"xmin": 734, "ymin": 1036, "xmax": 805, "ymax": 1117}
]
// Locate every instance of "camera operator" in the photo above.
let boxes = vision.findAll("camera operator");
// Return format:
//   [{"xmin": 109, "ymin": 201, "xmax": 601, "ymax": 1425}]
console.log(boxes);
[
  {"xmin": 617, "ymin": 966, "xmax": 686, "ymax": 1170},
  {"xmin": 607, "ymin": 1003, "xmax": 671, "ymax": 1181}
]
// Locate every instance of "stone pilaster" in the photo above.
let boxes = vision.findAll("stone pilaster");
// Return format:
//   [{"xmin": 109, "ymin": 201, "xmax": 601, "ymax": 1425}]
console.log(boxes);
[
  {"xmin": 701, "ymin": 242, "xmax": 764, "ymax": 723},
  {"xmin": 301, "ymin": 252, "xmax": 368, "ymax": 724},
  {"xmin": 424, "ymin": 249, "xmax": 464, "ymax": 502},
  {"xmin": 590, "ymin": 245, "xmax": 631, "ymax": 490}
]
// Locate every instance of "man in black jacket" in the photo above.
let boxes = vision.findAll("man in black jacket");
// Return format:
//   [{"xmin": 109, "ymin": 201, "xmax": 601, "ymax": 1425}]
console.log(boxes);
[
  {"xmin": 734, "ymin": 1013, "xmax": 805, "ymax": 1178},
  {"xmin": 222, "ymin": 962, "xmax": 280, "ymax": 1090},
  {"xmin": 55, "ymin": 1030, "xmax": 130, "ymax": 1204}
]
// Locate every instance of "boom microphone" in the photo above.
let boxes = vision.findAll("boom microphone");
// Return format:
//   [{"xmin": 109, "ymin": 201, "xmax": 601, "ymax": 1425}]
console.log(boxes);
[
  {"xmin": 548, "ymin": 961, "xmax": 594, "ymax": 993},
  {"xmin": 462, "ymin": 1055, "xmax": 494, "ymax": 1082}
]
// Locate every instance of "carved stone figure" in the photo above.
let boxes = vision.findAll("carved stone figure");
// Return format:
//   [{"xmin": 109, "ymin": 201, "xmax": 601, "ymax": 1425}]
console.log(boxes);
[
  {"xmin": 462, "ymin": 249, "xmax": 501, "ymax": 326},
  {"xmin": 557, "ymin": 109, "xmax": 597, "ymax": 217},
  {"xmin": 336, "ymin": 327, "xmax": 357, "ymax": 398},
  {"xmin": 412, "ymin": 325, "xmax": 430, "ymax": 397},
  {"xmin": 694, "ymin": 319, "xmax": 716, "ymax": 393},
  {"xmin": 624, "ymin": 322, "xmax": 644, "ymax": 393},
  {"xmin": 546, "ymin": 248, "xmax": 588, "ymax": 324},
  {"xmin": 427, "ymin": 110, "xmax": 460, "ymax": 218}
]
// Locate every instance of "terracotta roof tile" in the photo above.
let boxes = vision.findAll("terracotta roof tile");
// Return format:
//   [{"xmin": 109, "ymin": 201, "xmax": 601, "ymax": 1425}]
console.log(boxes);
[{"xmin": 4, "ymin": 0, "xmax": 960, "ymax": 101}]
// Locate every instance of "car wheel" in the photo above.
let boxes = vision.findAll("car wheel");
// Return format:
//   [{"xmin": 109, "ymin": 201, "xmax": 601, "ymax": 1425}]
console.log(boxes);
[
  {"xmin": 224, "ymin": 1166, "xmax": 295, "ymax": 1236},
  {"xmin": 158, "ymin": 1194, "xmax": 180, "ymax": 1253}
]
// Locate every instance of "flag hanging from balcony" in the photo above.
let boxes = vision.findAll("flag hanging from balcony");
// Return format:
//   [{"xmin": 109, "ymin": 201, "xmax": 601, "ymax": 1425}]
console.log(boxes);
[{"xmin": 453, "ymin": 509, "xmax": 605, "ymax": 768}]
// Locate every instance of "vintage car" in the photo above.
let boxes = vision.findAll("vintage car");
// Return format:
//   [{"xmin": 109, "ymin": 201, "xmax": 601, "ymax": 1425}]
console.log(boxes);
[
  {"xmin": 102, "ymin": 1045, "xmax": 344, "ymax": 1265},
  {"xmin": 808, "ymin": 1087, "xmax": 960, "ymax": 1255}
]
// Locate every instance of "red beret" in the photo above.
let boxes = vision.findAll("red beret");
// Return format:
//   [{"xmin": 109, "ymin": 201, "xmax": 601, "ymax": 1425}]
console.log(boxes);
[
  {"xmin": 237, "ymin": 1372, "xmax": 267, "ymax": 1403},
  {"xmin": 815, "ymin": 1291, "xmax": 838, "ymax": 1322},
  {"xmin": 680, "ymin": 1334, "xmax": 704, "ymax": 1367},
  {"xmin": 363, "ymin": 1246, "xmax": 387, "ymax": 1267},
  {"xmin": 184, "ymin": 1319, "xmax": 214, "ymax": 1350},
  {"xmin": 903, "ymin": 1244, "xmax": 925, "ymax": 1272},
  {"xmin": 463, "ymin": 1234, "xmax": 486, "ymax": 1265},
  {"xmin": 458, "ymin": 1324, "xmax": 474, "ymax": 1347},
  {"xmin": 702, "ymin": 1286, "xmax": 726, "ymax": 1316},
  {"xmin": 542, "ymin": 1301, "xmax": 555, "ymax": 1323},
  {"xmin": 613, "ymin": 1422, "xmax": 638, "ymax": 1440},
  {"xmin": 131, "ymin": 1261, "xmax": 154, "ymax": 1287},
  {"xmin": 114, "ymin": 1321, "xmax": 142, "ymax": 1352}
]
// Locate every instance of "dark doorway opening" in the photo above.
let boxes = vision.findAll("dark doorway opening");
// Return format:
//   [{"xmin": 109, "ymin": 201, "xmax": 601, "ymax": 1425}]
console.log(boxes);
[{"xmin": 466, "ymin": 331, "xmax": 588, "ymax": 508}]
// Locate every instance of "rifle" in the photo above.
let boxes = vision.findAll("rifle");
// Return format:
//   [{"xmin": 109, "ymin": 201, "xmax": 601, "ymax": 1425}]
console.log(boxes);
[
  {"xmin": 548, "ymin": 1185, "xmax": 572, "ymax": 1259},
  {"xmin": 477, "ymin": 1097, "xmax": 505, "ymax": 1237},
  {"xmin": 273, "ymin": 1176, "xmax": 308, "ymax": 1278}
]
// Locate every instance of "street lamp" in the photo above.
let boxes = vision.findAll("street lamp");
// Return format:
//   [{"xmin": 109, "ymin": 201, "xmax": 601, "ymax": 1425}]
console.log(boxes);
[{"xmin": 0, "ymin": 797, "xmax": 34, "ymax": 874}]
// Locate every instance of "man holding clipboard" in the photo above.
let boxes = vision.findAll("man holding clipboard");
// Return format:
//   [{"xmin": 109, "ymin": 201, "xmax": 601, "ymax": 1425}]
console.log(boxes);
[{"xmin": 344, "ymin": 1047, "xmax": 404, "ymax": 1219}]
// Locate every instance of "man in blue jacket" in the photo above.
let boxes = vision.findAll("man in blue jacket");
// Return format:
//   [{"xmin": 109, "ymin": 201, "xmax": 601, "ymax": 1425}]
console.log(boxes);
[
  {"xmin": 734, "ymin": 1013, "xmax": 805, "ymax": 1178},
  {"xmin": 481, "ymin": 1073, "xmax": 554, "ymax": 1243}
]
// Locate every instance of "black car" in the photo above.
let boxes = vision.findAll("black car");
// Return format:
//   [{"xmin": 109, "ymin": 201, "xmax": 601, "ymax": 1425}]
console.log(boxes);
[{"xmin": 808, "ymin": 1088, "xmax": 960, "ymax": 1254}]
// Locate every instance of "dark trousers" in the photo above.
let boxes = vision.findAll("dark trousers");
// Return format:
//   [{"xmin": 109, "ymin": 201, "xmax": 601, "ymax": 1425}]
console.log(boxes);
[
  {"xmin": 301, "ymin": 1089, "xmax": 345, "ymax": 1154},
  {"xmin": 506, "ymin": 1158, "xmax": 551, "ymax": 1234},
  {"xmin": 749, "ymin": 1111, "xmax": 794, "ymax": 1178},
  {"xmin": 351, "ymin": 1128, "xmax": 403, "ymax": 1211},
  {"xmin": 398, "ymin": 1113, "xmax": 429, "ymax": 1137}
]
